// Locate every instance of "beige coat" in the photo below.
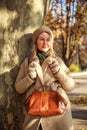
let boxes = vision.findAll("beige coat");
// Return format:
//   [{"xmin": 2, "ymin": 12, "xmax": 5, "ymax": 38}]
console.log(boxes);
[{"xmin": 15, "ymin": 55, "xmax": 75, "ymax": 130}]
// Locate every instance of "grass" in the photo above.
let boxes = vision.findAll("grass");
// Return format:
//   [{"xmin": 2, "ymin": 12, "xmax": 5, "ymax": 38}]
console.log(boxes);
[{"xmin": 70, "ymin": 95, "xmax": 87, "ymax": 107}]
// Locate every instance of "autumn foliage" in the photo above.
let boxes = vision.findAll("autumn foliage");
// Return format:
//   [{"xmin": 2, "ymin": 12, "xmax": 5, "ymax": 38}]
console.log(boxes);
[{"xmin": 44, "ymin": 0, "xmax": 87, "ymax": 66}]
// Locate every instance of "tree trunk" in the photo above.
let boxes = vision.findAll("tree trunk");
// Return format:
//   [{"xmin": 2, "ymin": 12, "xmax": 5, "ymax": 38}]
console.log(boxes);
[{"xmin": 0, "ymin": 0, "xmax": 50, "ymax": 130}]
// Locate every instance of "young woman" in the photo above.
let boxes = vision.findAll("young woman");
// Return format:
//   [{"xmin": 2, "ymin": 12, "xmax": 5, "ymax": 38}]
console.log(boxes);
[{"xmin": 15, "ymin": 26, "xmax": 75, "ymax": 130}]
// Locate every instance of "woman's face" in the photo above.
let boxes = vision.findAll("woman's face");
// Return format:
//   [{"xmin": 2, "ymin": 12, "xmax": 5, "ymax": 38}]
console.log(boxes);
[{"xmin": 36, "ymin": 32, "xmax": 52, "ymax": 52}]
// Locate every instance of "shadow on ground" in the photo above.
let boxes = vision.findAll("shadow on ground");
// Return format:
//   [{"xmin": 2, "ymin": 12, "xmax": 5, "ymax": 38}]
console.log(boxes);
[
  {"xmin": 71, "ymin": 107, "xmax": 87, "ymax": 130},
  {"xmin": 72, "ymin": 108, "xmax": 87, "ymax": 120}
]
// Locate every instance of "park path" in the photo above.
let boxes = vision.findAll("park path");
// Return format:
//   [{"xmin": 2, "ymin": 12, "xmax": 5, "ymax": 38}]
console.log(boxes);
[
  {"xmin": 72, "ymin": 106, "xmax": 87, "ymax": 130},
  {"xmin": 68, "ymin": 71, "xmax": 87, "ymax": 130}
]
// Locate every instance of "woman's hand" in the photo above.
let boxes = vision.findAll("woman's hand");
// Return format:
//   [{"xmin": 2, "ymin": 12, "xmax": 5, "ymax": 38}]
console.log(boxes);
[
  {"xmin": 48, "ymin": 58, "xmax": 60, "ymax": 74},
  {"xmin": 28, "ymin": 62, "xmax": 37, "ymax": 79}
]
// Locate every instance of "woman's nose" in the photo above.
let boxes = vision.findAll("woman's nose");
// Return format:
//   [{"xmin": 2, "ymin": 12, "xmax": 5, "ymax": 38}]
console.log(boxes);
[{"xmin": 43, "ymin": 40, "xmax": 47, "ymax": 45}]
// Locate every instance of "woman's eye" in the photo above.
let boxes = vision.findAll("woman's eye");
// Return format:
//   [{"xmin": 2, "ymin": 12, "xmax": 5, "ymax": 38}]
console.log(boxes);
[
  {"xmin": 47, "ymin": 38, "xmax": 50, "ymax": 41},
  {"xmin": 39, "ymin": 37, "xmax": 50, "ymax": 42},
  {"xmin": 41, "ymin": 38, "xmax": 44, "ymax": 40}
]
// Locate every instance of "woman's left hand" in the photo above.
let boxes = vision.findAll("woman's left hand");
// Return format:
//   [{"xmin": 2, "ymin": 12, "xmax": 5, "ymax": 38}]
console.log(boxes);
[{"xmin": 48, "ymin": 58, "xmax": 60, "ymax": 74}]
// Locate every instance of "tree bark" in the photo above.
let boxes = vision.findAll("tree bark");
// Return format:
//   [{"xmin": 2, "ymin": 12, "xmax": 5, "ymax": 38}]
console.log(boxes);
[{"xmin": 0, "ymin": 0, "xmax": 50, "ymax": 130}]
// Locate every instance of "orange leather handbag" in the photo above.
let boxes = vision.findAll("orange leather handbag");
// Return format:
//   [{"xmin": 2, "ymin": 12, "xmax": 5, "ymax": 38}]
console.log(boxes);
[
  {"xmin": 25, "ymin": 61, "xmax": 67, "ymax": 116},
  {"xmin": 25, "ymin": 85, "xmax": 67, "ymax": 116}
]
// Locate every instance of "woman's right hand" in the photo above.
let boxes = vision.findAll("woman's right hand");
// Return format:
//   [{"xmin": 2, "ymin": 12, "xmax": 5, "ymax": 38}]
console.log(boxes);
[{"xmin": 28, "ymin": 62, "xmax": 37, "ymax": 79}]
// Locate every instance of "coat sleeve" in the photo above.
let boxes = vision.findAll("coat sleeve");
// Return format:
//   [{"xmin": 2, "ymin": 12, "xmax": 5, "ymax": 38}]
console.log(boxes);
[
  {"xmin": 55, "ymin": 57, "xmax": 75, "ymax": 91},
  {"xmin": 15, "ymin": 59, "xmax": 35, "ymax": 94}
]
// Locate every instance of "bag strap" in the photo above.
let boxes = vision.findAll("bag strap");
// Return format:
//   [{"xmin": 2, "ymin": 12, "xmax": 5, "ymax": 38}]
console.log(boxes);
[
  {"xmin": 28, "ymin": 57, "xmax": 52, "ymax": 88},
  {"xmin": 28, "ymin": 57, "xmax": 44, "ymax": 85},
  {"xmin": 33, "ymin": 57, "xmax": 52, "ymax": 85},
  {"xmin": 34, "ymin": 62, "xmax": 44, "ymax": 85}
]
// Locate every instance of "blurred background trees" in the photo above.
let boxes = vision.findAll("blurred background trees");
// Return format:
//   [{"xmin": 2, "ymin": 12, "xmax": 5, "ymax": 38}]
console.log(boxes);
[{"xmin": 44, "ymin": 0, "xmax": 87, "ymax": 71}]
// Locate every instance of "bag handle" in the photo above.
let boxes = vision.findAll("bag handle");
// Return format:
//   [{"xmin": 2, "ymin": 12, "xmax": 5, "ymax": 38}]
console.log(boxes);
[
  {"xmin": 28, "ymin": 57, "xmax": 53, "ymax": 90},
  {"xmin": 28, "ymin": 57, "xmax": 44, "ymax": 85},
  {"xmin": 33, "ymin": 57, "xmax": 52, "ymax": 85}
]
